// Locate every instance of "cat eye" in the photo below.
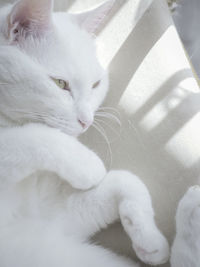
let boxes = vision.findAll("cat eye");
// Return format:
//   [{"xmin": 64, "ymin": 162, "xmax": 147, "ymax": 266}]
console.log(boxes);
[
  {"xmin": 92, "ymin": 80, "xmax": 101, "ymax": 89},
  {"xmin": 53, "ymin": 78, "xmax": 70, "ymax": 91}
]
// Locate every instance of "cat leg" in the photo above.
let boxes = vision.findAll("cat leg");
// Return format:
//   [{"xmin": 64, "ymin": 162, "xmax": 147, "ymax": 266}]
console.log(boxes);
[
  {"xmin": 0, "ymin": 223, "xmax": 140, "ymax": 267},
  {"xmin": 171, "ymin": 186, "xmax": 200, "ymax": 267},
  {"xmin": 66, "ymin": 170, "xmax": 169, "ymax": 265},
  {"xmin": 0, "ymin": 124, "xmax": 106, "ymax": 190}
]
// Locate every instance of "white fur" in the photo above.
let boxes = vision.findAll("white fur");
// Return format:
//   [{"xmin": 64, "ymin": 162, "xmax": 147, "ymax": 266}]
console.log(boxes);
[
  {"xmin": 171, "ymin": 186, "xmax": 200, "ymax": 267},
  {"xmin": 0, "ymin": 1, "xmax": 169, "ymax": 266}
]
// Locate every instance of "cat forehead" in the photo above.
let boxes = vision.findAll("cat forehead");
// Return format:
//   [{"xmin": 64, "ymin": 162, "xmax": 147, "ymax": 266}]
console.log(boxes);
[
  {"xmin": 42, "ymin": 14, "xmax": 103, "ymax": 84},
  {"xmin": 53, "ymin": 13, "xmax": 97, "ymax": 63},
  {"xmin": 0, "ymin": 6, "xmax": 104, "ymax": 88},
  {"xmin": 0, "ymin": 5, "xmax": 104, "ymax": 81}
]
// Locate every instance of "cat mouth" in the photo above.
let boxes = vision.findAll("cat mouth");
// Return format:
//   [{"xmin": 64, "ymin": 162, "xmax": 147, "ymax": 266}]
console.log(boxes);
[{"xmin": 35, "ymin": 115, "xmax": 92, "ymax": 137}]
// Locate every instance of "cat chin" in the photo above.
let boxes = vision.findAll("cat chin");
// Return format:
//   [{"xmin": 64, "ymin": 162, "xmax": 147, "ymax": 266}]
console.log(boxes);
[
  {"xmin": 59, "ymin": 126, "xmax": 84, "ymax": 137},
  {"xmin": 59, "ymin": 124, "xmax": 91, "ymax": 137}
]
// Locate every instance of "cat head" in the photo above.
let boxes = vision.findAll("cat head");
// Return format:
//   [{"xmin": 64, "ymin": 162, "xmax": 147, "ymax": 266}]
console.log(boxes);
[{"xmin": 0, "ymin": 0, "xmax": 115, "ymax": 136}]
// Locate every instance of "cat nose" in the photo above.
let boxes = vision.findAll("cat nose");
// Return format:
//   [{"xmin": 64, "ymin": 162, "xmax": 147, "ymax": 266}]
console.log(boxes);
[{"xmin": 78, "ymin": 119, "xmax": 93, "ymax": 129}]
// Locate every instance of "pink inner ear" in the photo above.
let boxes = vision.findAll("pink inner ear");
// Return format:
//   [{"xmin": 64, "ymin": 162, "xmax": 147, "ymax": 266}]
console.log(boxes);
[
  {"xmin": 8, "ymin": 0, "xmax": 53, "ymax": 41},
  {"xmin": 73, "ymin": 0, "xmax": 116, "ymax": 34}
]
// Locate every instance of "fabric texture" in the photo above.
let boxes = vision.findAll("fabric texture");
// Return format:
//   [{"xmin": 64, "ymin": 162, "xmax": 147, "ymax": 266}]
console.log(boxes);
[{"xmin": 172, "ymin": 0, "xmax": 200, "ymax": 78}]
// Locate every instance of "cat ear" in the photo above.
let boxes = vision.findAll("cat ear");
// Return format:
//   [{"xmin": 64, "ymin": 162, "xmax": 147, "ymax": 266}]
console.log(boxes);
[
  {"xmin": 7, "ymin": 0, "xmax": 53, "ymax": 42},
  {"xmin": 72, "ymin": 0, "xmax": 116, "ymax": 35}
]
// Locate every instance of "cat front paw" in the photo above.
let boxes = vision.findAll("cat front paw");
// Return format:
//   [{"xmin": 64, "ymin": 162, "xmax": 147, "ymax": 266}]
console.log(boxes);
[
  {"xmin": 133, "ymin": 229, "xmax": 169, "ymax": 265},
  {"xmin": 120, "ymin": 203, "xmax": 169, "ymax": 265},
  {"xmin": 176, "ymin": 185, "xmax": 200, "ymax": 228},
  {"xmin": 182, "ymin": 185, "xmax": 200, "ymax": 207},
  {"xmin": 63, "ymin": 152, "xmax": 106, "ymax": 190},
  {"xmin": 71, "ymin": 163, "xmax": 106, "ymax": 190}
]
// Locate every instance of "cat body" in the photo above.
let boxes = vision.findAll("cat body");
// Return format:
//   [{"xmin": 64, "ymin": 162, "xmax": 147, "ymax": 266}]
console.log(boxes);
[
  {"xmin": 0, "ymin": 123, "xmax": 170, "ymax": 267},
  {"xmin": 0, "ymin": 122, "xmax": 170, "ymax": 267},
  {"xmin": 0, "ymin": 0, "xmax": 170, "ymax": 266},
  {"xmin": 171, "ymin": 186, "xmax": 200, "ymax": 267}
]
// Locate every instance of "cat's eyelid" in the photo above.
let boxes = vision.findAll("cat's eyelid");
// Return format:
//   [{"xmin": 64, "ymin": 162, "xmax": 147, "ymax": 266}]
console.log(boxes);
[
  {"xmin": 51, "ymin": 77, "xmax": 67, "ymax": 83},
  {"xmin": 51, "ymin": 77, "xmax": 71, "ymax": 92}
]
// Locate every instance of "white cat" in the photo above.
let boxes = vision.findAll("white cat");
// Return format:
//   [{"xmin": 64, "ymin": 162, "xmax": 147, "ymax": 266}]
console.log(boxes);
[
  {"xmin": 0, "ymin": 0, "xmax": 170, "ymax": 266},
  {"xmin": 171, "ymin": 185, "xmax": 200, "ymax": 267}
]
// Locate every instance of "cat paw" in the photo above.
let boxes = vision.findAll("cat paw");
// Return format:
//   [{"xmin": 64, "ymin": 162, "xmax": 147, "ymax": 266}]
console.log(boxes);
[
  {"xmin": 70, "ymin": 168, "xmax": 106, "ymax": 190},
  {"xmin": 120, "ymin": 203, "xmax": 169, "ymax": 265},
  {"xmin": 177, "ymin": 185, "xmax": 200, "ymax": 226},
  {"xmin": 183, "ymin": 185, "xmax": 200, "ymax": 205},
  {"xmin": 133, "ymin": 229, "xmax": 169, "ymax": 265},
  {"xmin": 66, "ymin": 153, "xmax": 106, "ymax": 190}
]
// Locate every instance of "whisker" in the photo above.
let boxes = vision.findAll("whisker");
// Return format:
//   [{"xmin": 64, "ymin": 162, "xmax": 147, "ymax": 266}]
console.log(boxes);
[
  {"xmin": 95, "ymin": 118, "xmax": 121, "ymax": 139},
  {"xmin": 92, "ymin": 121, "xmax": 113, "ymax": 169},
  {"xmin": 95, "ymin": 112, "xmax": 121, "ymax": 126},
  {"xmin": 98, "ymin": 106, "xmax": 120, "ymax": 115},
  {"xmin": 9, "ymin": 109, "xmax": 71, "ymax": 130}
]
